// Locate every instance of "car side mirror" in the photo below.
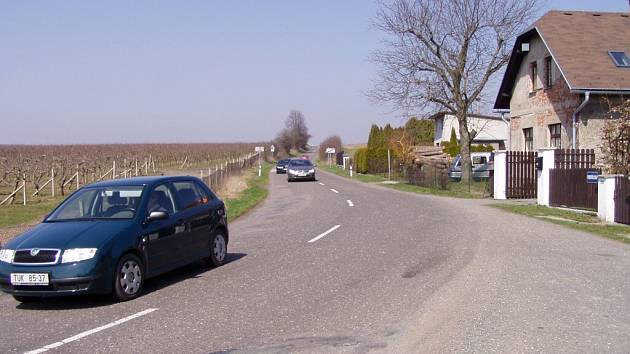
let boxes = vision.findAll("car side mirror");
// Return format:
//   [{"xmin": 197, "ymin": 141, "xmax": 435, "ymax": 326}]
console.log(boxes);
[{"xmin": 147, "ymin": 211, "xmax": 169, "ymax": 222}]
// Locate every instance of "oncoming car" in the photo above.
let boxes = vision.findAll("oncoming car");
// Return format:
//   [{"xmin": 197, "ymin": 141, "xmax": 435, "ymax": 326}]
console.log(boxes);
[
  {"xmin": 276, "ymin": 159, "xmax": 290, "ymax": 174},
  {"xmin": 287, "ymin": 159, "xmax": 316, "ymax": 182},
  {"xmin": 0, "ymin": 176, "xmax": 228, "ymax": 302}
]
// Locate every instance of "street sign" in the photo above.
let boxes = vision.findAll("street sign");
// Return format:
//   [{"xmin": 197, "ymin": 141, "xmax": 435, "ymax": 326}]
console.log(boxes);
[
  {"xmin": 586, "ymin": 170, "xmax": 599, "ymax": 184},
  {"xmin": 325, "ymin": 147, "xmax": 336, "ymax": 154},
  {"xmin": 270, "ymin": 145, "xmax": 275, "ymax": 153},
  {"xmin": 255, "ymin": 146, "xmax": 265, "ymax": 152}
]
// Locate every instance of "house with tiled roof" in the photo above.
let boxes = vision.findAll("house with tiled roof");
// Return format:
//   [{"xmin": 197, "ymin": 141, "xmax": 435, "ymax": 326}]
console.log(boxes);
[{"xmin": 494, "ymin": 10, "xmax": 630, "ymax": 154}]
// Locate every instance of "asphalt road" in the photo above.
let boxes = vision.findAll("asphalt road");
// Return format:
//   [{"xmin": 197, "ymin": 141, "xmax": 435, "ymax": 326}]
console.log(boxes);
[{"xmin": 1, "ymin": 164, "xmax": 630, "ymax": 353}]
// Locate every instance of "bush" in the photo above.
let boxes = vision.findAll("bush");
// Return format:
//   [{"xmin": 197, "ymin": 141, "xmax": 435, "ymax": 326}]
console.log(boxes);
[{"xmin": 354, "ymin": 148, "xmax": 369, "ymax": 173}]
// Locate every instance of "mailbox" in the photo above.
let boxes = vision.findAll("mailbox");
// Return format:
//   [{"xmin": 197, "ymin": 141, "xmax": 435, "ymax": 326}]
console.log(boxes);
[{"xmin": 535, "ymin": 156, "xmax": 543, "ymax": 170}]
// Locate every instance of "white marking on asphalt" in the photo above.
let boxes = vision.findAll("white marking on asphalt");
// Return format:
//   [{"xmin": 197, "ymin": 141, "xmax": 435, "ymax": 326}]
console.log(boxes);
[
  {"xmin": 347, "ymin": 200, "xmax": 354, "ymax": 207},
  {"xmin": 308, "ymin": 225, "xmax": 341, "ymax": 243},
  {"xmin": 318, "ymin": 182, "xmax": 325, "ymax": 186},
  {"xmin": 25, "ymin": 308, "xmax": 158, "ymax": 354},
  {"xmin": 330, "ymin": 188, "xmax": 339, "ymax": 194}
]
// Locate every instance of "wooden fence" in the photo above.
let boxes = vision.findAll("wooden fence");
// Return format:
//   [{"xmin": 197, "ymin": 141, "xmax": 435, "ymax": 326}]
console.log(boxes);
[
  {"xmin": 506, "ymin": 151, "xmax": 537, "ymax": 199},
  {"xmin": 549, "ymin": 168, "xmax": 600, "ymax": 210},
  {"xmin": 614, "ymin": 176, "xmax": 630, "ymax": 225},
  {"xmin": 549, "ymin": 149, "xmax": 598, "ymax": 210}
]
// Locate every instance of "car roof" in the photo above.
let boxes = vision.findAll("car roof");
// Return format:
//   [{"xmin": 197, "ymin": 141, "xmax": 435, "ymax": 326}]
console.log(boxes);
[{"xmin": 84, "ymin": 175, "xmax": 202, "ymax": 189}]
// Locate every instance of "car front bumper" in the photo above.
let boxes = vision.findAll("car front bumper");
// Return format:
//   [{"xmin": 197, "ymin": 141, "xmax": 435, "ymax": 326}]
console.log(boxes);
[
  {"xmin": 276, "ymin": 167, "xmax": 287, "ymax": 174},
  {"xmin": 288, "ymin": 172, "xmax": 315, "ymax": 180},
  {"xmin": 0, "ymin": 259, "xmax": 110, "ymax": 297}
]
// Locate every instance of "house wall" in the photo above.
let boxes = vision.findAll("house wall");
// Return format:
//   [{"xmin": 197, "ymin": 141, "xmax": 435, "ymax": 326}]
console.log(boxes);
[
  {"xmin": 508, "ymin": 33, "xmax": 610, "ymax": 156},
  {"xmin": 434, "ymin": 114, "xmax": 508, "ymax": 149}
]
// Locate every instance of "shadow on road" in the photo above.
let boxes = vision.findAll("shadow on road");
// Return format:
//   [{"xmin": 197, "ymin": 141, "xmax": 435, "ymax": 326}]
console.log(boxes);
[{"xmin": 13, "ymin": 252, "xmax": 247, "ymax": 310}]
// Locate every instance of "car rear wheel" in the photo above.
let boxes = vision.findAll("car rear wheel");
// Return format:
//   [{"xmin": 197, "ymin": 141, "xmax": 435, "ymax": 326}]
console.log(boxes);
[
  {"xmin": 206, "ymin": 230, "xmax": 227, "ymax": 268},
  {"xmin": 113, "ymin": 253, "xmax": 144, "ymax": 302}
]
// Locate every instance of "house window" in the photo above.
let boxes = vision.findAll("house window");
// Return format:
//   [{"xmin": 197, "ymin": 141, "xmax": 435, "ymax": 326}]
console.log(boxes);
[
  {"xmin": 609, "ymin": 51, "xmax": 630, "ymax": 67},
  {"xmin": 530, "ymin": 61, "xmax": 538, "ymax": 91},
  {"xmin": 544, "ymin": 56, "xmax": 553, "ymax": 88},
  {"xmin": 523, "ymin": 128, "xmax": 533, "ymax": 151},
  {"xmin": 549, "ymin": 123, "xmax": 561, "ymax": 148}
]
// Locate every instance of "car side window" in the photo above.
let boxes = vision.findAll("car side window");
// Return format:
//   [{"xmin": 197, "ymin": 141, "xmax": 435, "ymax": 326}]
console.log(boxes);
[
  {"xmin": 146, "ymin": 184, "xmax": 178, "ymax": 215},
  {"xmin": 172, "ymin": 181, "xmax": 208, "ymax": 210}
]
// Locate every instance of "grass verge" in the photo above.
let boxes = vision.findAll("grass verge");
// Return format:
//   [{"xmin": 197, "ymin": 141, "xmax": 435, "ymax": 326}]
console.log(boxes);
[
  {"xmin": 0, "ymin": 197, "xmax": 65, "ymax": 228},
  {"xmin": 490, "ymin": 203, "xmax": 630, "ymax": 244},
  {"xmin": 318, "ymin": 163, "xmax": 489, "ymax": 199},
  {"xmin": 225, "ymin": 163, "xmax": 270, "ymax": 221}
]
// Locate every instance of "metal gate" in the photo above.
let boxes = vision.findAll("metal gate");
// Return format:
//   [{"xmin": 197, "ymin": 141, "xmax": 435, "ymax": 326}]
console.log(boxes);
[{"xmin": 506, "ymin": 151, "xmax": 537, "ymax": 199}]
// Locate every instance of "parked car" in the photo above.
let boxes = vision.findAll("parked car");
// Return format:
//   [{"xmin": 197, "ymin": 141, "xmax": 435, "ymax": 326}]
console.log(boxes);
[
  {"xmin": 287, "ymin": 159, "xmax": 316, "ymax": 182},
  {"xmin": 0, "ymin": 176, "xmax": 228, "ymax": 303},
  {"xmin": 448, "ymin": 152, "xmax": 492, "ymax": 181},
  {"xmin": 276, "ymin": 159, "xmax": 290, "ymax": 174}
]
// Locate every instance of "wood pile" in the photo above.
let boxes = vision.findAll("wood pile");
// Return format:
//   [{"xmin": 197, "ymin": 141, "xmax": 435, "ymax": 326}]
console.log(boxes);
[{"xmin": 408, "ymin": 145, "xmax": 450, "ymax": 189}]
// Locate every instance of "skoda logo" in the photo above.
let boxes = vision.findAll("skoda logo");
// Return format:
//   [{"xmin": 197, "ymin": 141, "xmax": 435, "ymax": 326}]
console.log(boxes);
[{"xmin": 30, "ymin": 249, "xmax": 40, "ymax": 257}]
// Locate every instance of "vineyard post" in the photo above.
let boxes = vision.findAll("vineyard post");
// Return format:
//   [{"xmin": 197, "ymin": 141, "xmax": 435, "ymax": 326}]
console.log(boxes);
[
  {"xmin": 200, "ymin": 169, "xmax": 203, "ymax": 180},
  {"xmin": 135, "ymin": 158, "xmax": 138, "ymax": 176},
  {"xmin": 51, "ymin": 167, "xmax": 55, "ymax": 198},
  {"xmin": 112, "ymin": 160, "xmax": 116, "ymax": 179},
  {"xmin": 76, "ymin": 164, "xmax": 80, "ymax": 190},
  {"xmin": 22, "ymin": 179, "xmax": 26, "ymax": 206},
  {"xmin": 124, "ymin": 159, "xmax": 127, "ymax": 178}
]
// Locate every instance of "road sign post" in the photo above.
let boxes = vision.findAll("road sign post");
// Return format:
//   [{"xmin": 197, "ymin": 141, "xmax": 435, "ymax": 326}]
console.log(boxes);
[
  {"xmin": 255, "ymin": 146, "xmax": 265, "ymax": 176},
  {"xmin": 325, "ymin": 147, "xmax": 336, "ymax": 167}
]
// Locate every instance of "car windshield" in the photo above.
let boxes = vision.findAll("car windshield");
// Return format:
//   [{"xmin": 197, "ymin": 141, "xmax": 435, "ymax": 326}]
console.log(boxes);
[
  {"xmin": 47, "ymin": 186, "xmax": 145, "ymax": 221},
  {"xmin": 279, "ymin": 159, "xmax": 290, "ymax": 164},
  {"xmin": 289, "ymin": 160, "xmax": 313, "ymax": 167}
]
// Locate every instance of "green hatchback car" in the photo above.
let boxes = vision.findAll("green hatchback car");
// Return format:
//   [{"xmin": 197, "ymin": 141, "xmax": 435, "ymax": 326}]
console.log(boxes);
[{"xmin": 0, "ymin": 176, "xmax": 228, "ymax": 302}]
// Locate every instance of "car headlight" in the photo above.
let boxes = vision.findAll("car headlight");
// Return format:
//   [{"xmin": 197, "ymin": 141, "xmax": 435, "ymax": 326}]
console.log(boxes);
[
  {"xmin": 288, "ymin": 169, "xmax": 297, "ymax": 174},
  {"xmin": 0, "ymin": 249, "xmax": 15, "ymax": 264},
  {"xmin": 308, "ymin": 169, "xmax": 315, "ymax": 173},
  {"xmin": 61, "ymin": 248, "xmax": 97, "ymax": 263}
]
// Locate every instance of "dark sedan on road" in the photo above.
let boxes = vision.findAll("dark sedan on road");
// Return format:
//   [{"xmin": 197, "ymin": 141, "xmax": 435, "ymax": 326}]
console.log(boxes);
[
  {"xmin": 287, "ymin": 159, "xmax": 316, "ymax": 182},
  {"xmin": 275, "ymin": 159, "xmax": 290, "ymax": 174},
  {"xmin": 0, "ymin": 176, "xmax": 228, "ymax": 303}
]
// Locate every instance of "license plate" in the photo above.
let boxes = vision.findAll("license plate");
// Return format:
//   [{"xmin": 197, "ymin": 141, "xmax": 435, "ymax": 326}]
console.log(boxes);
[
  {"xmin": 297, "ymin": 172, "xmax": 307, "ymax": 176},
  {"xmin": 10, "ymin": 273, "xmax": 49, "ymax": 286}
]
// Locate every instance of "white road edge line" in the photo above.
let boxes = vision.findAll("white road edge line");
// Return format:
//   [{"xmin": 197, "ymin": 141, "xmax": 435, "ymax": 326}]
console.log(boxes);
[
  {"xmin": 25, "ymin": 308, "xmax": 159, "ymax": 354},
  {"xmin": 318, "ymin": 182, "xmax": 325, "ymax": 186},
  {"xmin": 347, "ymin": 200, "xmax": 354, "ymax": 207},
  {"xmin": 308, "ymin": 225, "xmax": 341, "ymax": 243},
  {"xmin": 330, "ymin": 188, "xmax": 339, "ymax": 194}
]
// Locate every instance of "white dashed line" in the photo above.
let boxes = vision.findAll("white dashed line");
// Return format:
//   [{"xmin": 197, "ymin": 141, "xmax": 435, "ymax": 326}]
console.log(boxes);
[
  {"xmin": 318, "ymin": 182, "xmax": 325, "ymax": 186},
  {"xmin": 25, "ymin": 308, "xmax": 159, "ymax": 354},
  {"xmin": 330, "ymin": 189, "xmax": 339, "ymax": 194},
  {"xmin": 347, "ymin": 200, "xmax": 354, "ymax": 207},
  {"xmin": 308, "ymin": 225, "xmax": 341, "ymax": 243}
]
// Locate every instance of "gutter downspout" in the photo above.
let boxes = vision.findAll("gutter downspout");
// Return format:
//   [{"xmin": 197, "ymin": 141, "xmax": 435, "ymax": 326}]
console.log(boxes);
[
  {"xmin": 572, "ymin": 92, "xmax": 590, "ymax": 149},
  {"xmin": 494, "ymin": 109, "xmax": 511, "ymax": 150}
]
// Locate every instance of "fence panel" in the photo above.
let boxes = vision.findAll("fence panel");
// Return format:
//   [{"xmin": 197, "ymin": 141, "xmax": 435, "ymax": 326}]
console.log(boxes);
[
  {"xmin": 506, "ymin": 151, "xmax": 537, "ymax": 199},
  {"xmin": 614, "ymin": 176, "xmax": 630, "ymax": 225},
  {"xmin": 549, "ymin": 168, "xmax": 600, "ymax": 210}
]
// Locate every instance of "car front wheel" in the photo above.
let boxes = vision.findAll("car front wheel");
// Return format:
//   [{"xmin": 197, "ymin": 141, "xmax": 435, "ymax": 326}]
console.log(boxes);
[
  {"xmin": 206, "ymin": 230, "xmax": 227, "ymax": 268},
  {"xmin": 113, "ymin": 253, "xmax": 144, "ymax": 302}
]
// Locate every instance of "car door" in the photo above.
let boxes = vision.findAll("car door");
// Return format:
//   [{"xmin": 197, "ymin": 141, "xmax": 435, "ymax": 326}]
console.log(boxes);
[
  {"xmin": 172, "ymin": 181, "xmax": 212, "ymax": 261},
  {"xmin": 142, "ymin": 183, "xmax": 184, "ymax": 275}
]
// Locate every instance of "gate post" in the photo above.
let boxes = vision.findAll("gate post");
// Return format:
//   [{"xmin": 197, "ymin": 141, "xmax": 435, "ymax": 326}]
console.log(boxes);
[
  {"xmin": 537, "ymin": 148, "xmax": 556, "ymax": 206},
  {"xmin": 598, "ymin": 175, "xmax": 620, "ymax": 223},
  {"xmin": 493, "ymin": 150, "xmax": 507, "ymax": 199}
]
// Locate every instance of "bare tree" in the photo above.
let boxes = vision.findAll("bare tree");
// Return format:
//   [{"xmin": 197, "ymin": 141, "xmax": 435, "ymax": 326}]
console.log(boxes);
[
  {"xmin": 276, "ymin": 110, "xmax": 311, "ymax": 153},
  {"xmin": 371, "ymin": 0, "xmax": 539, "ymax": 182}
]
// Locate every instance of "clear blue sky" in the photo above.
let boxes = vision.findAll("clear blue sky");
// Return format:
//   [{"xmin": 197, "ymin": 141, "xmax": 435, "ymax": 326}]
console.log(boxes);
[{"xmin": 1, "ymin": 0, "xmax": 628, "ymax": 145}]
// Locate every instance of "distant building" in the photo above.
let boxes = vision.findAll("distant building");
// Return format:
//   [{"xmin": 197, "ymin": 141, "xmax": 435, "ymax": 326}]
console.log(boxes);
[
  {"xmin": 431, "ymin": 112, "xmax": 508, "ymax": 150},
  {"xmin": 493, "ymin": 10, "xmax": 630, "ymax": 153}
]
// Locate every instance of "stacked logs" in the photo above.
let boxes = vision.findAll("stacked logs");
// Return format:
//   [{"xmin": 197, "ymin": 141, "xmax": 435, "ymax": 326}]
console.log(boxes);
[{"xmin": 407, "ymin": 146, "xmax": 450, "ymax": 189}]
